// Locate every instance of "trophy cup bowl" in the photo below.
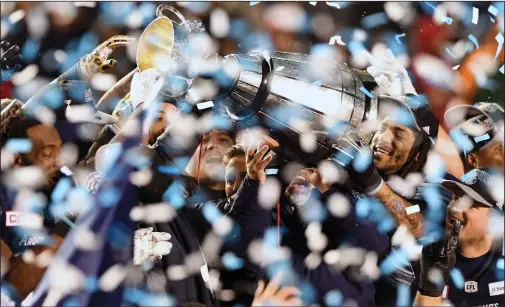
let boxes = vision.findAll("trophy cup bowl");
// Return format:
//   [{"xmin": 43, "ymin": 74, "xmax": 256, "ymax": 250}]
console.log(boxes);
[{"xmin": 136, "ymin": 16, "xmax": 175, "ymax": 72}]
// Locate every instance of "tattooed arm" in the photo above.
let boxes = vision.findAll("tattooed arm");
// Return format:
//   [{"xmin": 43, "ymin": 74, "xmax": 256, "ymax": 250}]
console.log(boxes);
[{"xmin": 374, "ymin": 183, "xmax": 423, "ymax": 238}]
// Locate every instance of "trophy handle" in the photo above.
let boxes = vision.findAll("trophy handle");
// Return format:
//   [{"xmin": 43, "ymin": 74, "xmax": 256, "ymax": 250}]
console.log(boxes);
[{"xmin": 156, "ymin": 5, "xmax": 192, "ymax": 32}]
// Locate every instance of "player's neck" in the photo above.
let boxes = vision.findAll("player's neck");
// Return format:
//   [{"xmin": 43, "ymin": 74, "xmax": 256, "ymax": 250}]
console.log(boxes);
[{"xmin": 459, "ymin": 234, "xmax": 493, "ymax": 258}]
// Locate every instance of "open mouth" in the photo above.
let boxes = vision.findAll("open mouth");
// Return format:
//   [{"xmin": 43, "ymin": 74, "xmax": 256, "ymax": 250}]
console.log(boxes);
[
  {"xmin": 373, "ymin": 145, "xmax": 392, "ymax": 157},
  {"xmin": 289, "ymin": 176, "xmax": 309, "ymax": 192},
  {"xmin": 206, "ymin": 155, "xmax": 223, "ymax": 164}
]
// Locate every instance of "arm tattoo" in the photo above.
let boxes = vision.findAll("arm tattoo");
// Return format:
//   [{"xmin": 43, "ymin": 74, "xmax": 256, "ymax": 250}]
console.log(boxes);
[{"xmin": 377, "ymin": 185, "xmax": 423, "ymax": 238}]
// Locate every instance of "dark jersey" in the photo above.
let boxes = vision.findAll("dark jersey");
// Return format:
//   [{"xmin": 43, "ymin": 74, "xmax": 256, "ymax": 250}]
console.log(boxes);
[{"xmin": 443, "ymin": 248, "xmax": 504, "ymax": 307}]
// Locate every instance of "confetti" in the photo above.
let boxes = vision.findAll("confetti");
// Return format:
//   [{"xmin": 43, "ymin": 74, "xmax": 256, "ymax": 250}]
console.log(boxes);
[
  {"xmin": 441, "ymin": 16, "xmax": 453, "ymax": 25},
  {"xmin": 500, "ymin": 65, "xmax": 504, "ymax": 74},
  {"xmin": 396, "ymin": 284, "xmax": 411, "ymax": 306},
  {"xmin": 329, "ymin": 35, "xmax": 346, "ymax": 46},
  {"xmin": 310, "ymin": 2, "xmax": 317, "ymax": 6},
  {"xmin": 452, "ymin": 64, "xmax": 461, "ymax": 70},
  {"xmin": 326, "ymin": 2, "xmax": 340, "ymax": 9},
  {"xmin": 222, "ymin": 252, "xmax": 245, "ymax": 270},
  {"xmin": 472, "ymin": 7, "xmax": 479, "ymax": 24},
  {"xmin": 327, "ymin": 192, "xmax": 350, "ymax": 218},
  {"xmin": 265, "ymin": 168, "xmax": 278, "ymax": 175},
  {"xmin": 250, "ymin": 2, "xmax": 259, "ymax": 6},
  {"xmin": 450, "ymin": 268, "xmax": 465, "ymax": 289},
  {"xmin": 395, "ymin": 33, "xmax": 406, "ymax": 44},
  {"xmin": 468, "ymin": 34, "xmax": 479, "ymax": 49},
  {"xmin": 359, "ymin": 86, "xmax": 375, "ymax": 99},
  {"xmin": 5, "ymin": 138, "xmax": 33, "ymax": 153},
  {"xmin": 488, "ymin": 5, "xmax": 499, "ymax": 16},
  {"xmin": 446, "ymin": 47, "xmax": 457, "ymax": 59},
  {"xmin": 361, "ymin": 12, "xmax": 389, "ymax": 29},
  {"xmin": 197, "ymin": 101, "xmax": 215, "ymax": 110},
  {"xmin": 406, "ymin": 205, "xmax": 420, "ymax": 215},
  {"xmin": 8, "ymin": 10, "xmax": 26, "ymax": 24},
  {"xmin": 495, "ymin": 32, "xmax": 504, "ymax": 59}
]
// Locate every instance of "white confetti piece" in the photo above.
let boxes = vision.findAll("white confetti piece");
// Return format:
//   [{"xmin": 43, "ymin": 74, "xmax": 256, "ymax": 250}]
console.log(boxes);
[
  {"xmin": 197, "ymin": 101, "xmax": 214, "ymax": 110},
  {"xmin": 167, "ymin": 265, "xmax": 188, "ymax": 281},
  {"xmin": 495, "ymin": 32, "xmax": 504, "ymax": 59},
  {"xmin": 265, "ymin": 168, "xmax": 278, "ymax": 175},
  {"xmin": 324, "ymin": 249, "xmax": 340, "ymax": 265},
  {"xmin": 99, "ymin": 264, "xmax": 127, "ymax": 292},
  {"xmin": 275, "ymin": 66, "xmax": 285, "ymax": 72},
  {"xmin": 452, "ymin": 65, "xmax": 460, "ymax": 70},
  {"xmin": 143, "ymin": 202, "xmax": 176, "ymax": 223},
  {"xmin": 488, "ymin": 5, "xmax": 499, "ymax": 16},
  {"xmin": 472, "ymin": 7, "xmax": 479, "ymax": 24},
  {"xmin": 326, "ymin": 2, "xmax": 340, "ymax": 9},
  {"xmin": 388, "ymin": 175, "xmax": 417, "ymax": 199},
  {"xmin": 250, "ymin": 2, "xmax": 259, "ymax": 6},
  {"xmin": 47, "ymin": 260, "xmax": 86, "ymax": 294},
  {"xmin": 300, "ymin": 131, "xmax": 317, "ymax": 153},
  {"xmin": 90, "ymin": 73, "xmax": 117, "ymax": 92},
  {"xmin": 359, "ymin": 251, "xmax": 380, "ymax": 281},
  {"xmin": 11, "ymin": 64, "xmax": 39, "ymax": 86},
  {"xmin": 8, "ymin": 10, "xmax": 25, "ymax": 24},
  {"xmin": 327, "ymin": 193, "xmax": 350, "ymax": 218},
  {"xmin": 75, "ymin": 227, "xmax": 102, "ymax": 251},
  {"xmin": 129, "ymin": 168, "xmax": 152, "ymax": 187},
  {"xmin": 74, "ymin": 2, "xmax": 96, "ymax": 8},
  {"xmin": 329, "ymin": 35, "xmax": 346, "ymax": 46},
  {"xmin": 406, "ymin": 205, "xmax": 420, "ymax": 215},
  {"xmin": 500, "ymin": 65, "xmax": 504, "ymax": 74},
  {"xmin": 305, "ymin": 252, "xmax": 322, "ymax": 269},
  {"xmin": 210, "ymin": 8, "xmax": 230, "ymax": 39},
  {"xmin": 310, "ymin": 2, "xmax": 317, "ymax": 6},
  {"xmin": 4, "ymin": 166, "xmax": 46, "ymax": 189},
  {"xmin": 35, "ymin": 250, "xmax": 54, "ymax": 268},
  {"xmin": 258, "ymin": 177, "xmax": 281, "ymax": 209},
  {"xmin": 22, "ymin": 250, "xmax": 36, "ymax": 264}
]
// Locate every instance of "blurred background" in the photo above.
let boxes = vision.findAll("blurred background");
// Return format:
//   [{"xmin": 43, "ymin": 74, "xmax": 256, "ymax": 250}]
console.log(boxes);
[{"xmin": 1, "ymin": 1, "xmax": 504, "ymax": 130}]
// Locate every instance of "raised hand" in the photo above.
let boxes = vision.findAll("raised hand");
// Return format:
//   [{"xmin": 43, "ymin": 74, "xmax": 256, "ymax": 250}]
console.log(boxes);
[
  {"xmin": 1, "ymin": 41, "xmax": 22, "ymax": 71},
  {"xmin": 79, "ymin": 35, "xmax": 136, "ymax": 76},
  {"xmin": 366, "ymin": 48, "xmax": 417, "ymax": 98},
  {"xmin": 246, "ymin": 144, "xmax": 274, "ymax": 184},
  {"xmin": 133, "ymin": 227, "xmax": 172, "ymax": 265},
  {"xmin": 418, "ymin": 219, "xmax": 462, "ymax": 297},
  {"xmin": 252, "ymin": 279, "xmax": 302, "ymax": 306}
]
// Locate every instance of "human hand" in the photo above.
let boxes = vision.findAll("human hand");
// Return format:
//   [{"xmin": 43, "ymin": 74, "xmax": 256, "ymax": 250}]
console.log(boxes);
[
  {"xmin": 307, "ymin": 169, "xmax": 332, "ymax": 194},
  {"xmin": 130, "ymin": 68, "xmax": 164, "ymax": 110},
  {"xmin": 0, "ymin": 41, "xmax": 22, "ymax": 71},
  {"xmin": 79, "ymin": 35, "xmax": 135, "ymax": 76},
  {"xmin": 246, "ymin": 144, "xmax": 273, "ymax": 184},
  {"xmin": 252, "ymin": 279, "xmax": 302, "ymax": 306},
  {"xmin": 330, "ymin": 130, "xmax": 383, "ymax": 195},
  {"xmin": 237, "ymin": 127, "xmax": 279, "ymax": 151},
  {"xmin": 366, "ymin": 49, "xmax": 417, "ymax": 99},
  {"xmin": 133, "ymin": 227, "xmax": 172, "ymax": 265},
  {"xmin": 418, "ymin": 219, "xmax": 461, "ymax": 297}
]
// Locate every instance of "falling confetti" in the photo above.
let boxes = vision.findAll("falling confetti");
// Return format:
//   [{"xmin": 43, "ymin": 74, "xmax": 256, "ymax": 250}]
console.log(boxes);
[
  {"xmin": 488, "ymin": 5, "xmax": 499, "ymax": 16},
  {"xmin": 361, "ymin": 12, "xmax": 389, "ymax": 29},
  {"xmin": 359, "ymin": 86, "xmax": 375, "ymax": 99},
  {"xmin": 329, "ymin": 35, "xmax": 346, "ymax": 46},
  {"xmin": 250, "ymin": 2, "xmax": 259, "ymax": 6},
  {"xmin": 452, "ymin": 64, "xmax": 460, "ymax": 70},
  {"xmin": 472, "ymin": 7, "xmax": 479, "ymax": 24},
  {"xmin": 500, "ymin": 64, "xmax": 504, "ymax": 74},
  {"xmin": 468, "ymin": 34, "xmax": 479, "ymax": 49},
  {"xmin": 495, "ymin": 32, "xmax": 504, "ymax": 59},
  {"xmin": 395, "ymin": 33, "xmax": 406, "ymax": 44}
]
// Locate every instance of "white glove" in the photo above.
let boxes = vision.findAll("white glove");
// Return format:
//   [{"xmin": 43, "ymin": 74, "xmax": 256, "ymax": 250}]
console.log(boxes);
[
  {"xmin": 133, "ymin": 227, "xmax": 172, "ymax": 265},
  {"xmin": 366, "ymin": 49, "xmax": 417, "ymax": 99},
  {"xmin": 130, "ymin": 68, "xmax": 164, "ymax": 110}
]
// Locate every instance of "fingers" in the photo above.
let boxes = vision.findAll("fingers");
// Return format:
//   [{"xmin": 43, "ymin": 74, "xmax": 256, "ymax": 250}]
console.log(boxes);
[
  {"xmin": 446, "ymin": 219, "xmax": 461, "ymax": 252},
  {"xmin": 106, "ymin": 35, "xmax": 136, "ymax": 49},
  {"xmin": 152, "ymin": 231, "xmax": 171, "ymax": 241},
  {"xmin": 152, "ymin": 241, "xmax": 173, "ymax": 256},
  {"xmin": 275, "ymin": 286, "xmax": 301, "ymax": 301},
  {"xmin": 99, "ymin": 59, "xmax": 117, "ymax": 72},
  {"xmin": 252, "ymin": 145, "xmax": 270, "ymax": 165},
  {"xmin": 135, "ymin": 227, "xmax": 153, "ymax": 237},
  {"xmin": 255, "ymin": 280, "xmax": 266, "ymax": 297},
  {"xmin": 257, "ymin": 152, "xmax": 273, "ymax": 169},
  {"xmin": 262, "ymin": 278, "xmax": 281, "ymax": 298}
]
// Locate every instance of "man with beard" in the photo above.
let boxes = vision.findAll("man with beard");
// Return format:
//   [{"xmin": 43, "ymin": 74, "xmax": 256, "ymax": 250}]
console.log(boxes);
[
  {"xmin": 0, "ymin": 99, "xmax": 69, "ymax": 301},
  {"xmin": 445, "ymin": 102, "xmax": 504, "ymax": 172},
  {"xmin": 414, "ymin": 168, "xmax": 504, "ymax": 307}
]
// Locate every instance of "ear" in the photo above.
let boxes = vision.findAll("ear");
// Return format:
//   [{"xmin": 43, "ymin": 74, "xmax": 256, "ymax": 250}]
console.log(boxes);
[{"xmin": 466, "ymin": 153, "xmax": 478, "ymax": 168}]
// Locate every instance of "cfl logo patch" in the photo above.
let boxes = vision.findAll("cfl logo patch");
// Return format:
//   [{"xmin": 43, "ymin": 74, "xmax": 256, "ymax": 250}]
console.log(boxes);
[
  {"xmin": 465, "ymin": 281, "xmax": 478, "ymax": 293},
  {"xmin": 5, "ymin": 211, "xmax": 43, "ymax": 228}
]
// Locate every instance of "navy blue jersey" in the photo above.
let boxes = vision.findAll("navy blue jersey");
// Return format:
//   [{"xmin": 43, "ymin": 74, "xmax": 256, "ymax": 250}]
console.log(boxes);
[{"xmin": 443, "ymin": 248, "xmax": 504, "ymax": 307}]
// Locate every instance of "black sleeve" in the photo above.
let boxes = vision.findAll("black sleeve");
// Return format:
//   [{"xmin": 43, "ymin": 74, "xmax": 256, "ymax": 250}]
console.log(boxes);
[{"xmin": 83, "ymin": 124, "xmax": 119, "ymax": 162}]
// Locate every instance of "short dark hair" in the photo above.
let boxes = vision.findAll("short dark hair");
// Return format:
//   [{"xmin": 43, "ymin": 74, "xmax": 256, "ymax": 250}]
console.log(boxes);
[
  {"xmin": 1, "ymin": 99, "xmax": 40, "ymax": 148},
  {"xmin": 396, "ymin": 129, "xmax": 432, "ymax": 178},
  {"xmin": 224, "ymin": 144, "xmax": 246, "ymax": 164}
]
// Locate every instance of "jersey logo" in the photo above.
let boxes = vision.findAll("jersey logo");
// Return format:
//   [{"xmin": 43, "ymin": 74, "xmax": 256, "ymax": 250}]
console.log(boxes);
[
  {"xmin": 488, "ymin": 281, "xmax": 504, "ymax": 296},
  {"xmin": 465, "ymin": 281, "xmax": 478, "ymax": 293}
]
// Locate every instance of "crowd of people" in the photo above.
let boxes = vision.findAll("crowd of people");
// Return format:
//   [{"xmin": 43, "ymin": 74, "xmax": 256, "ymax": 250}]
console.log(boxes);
[{"xmin": 1, "ymin": 2, "xmax": 504, "ymax": 307}]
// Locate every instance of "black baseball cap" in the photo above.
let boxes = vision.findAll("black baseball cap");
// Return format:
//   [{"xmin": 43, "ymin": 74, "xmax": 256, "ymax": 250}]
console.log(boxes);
[
  {"xmin": 377, "ymin": 94, "xmax": 439, "ymax": 143},
  {"xmin": 441, "ymin": 168, "xmax": 503, "ymax": 211},
  {"xmin": 445, "ymin": 102, "xmax": 504, "ymax": 154}
]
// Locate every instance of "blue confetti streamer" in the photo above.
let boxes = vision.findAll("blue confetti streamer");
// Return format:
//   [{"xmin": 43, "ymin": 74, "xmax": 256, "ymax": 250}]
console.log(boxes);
[
  {"xmin": 348, "ymin": 40, "xmax": 366, "ymax": 56},
  {"xmin": 324, "ymin": 289, "xmax": 343, "ymax": 306},
  {"xmin": 157, "ymin": 165, "xmax": 182, "ymax": 175},
  {"xmin": 265, "ymin": 168, "xmax": 278, "ymax": 175},
  {"xmin": 98, "ymin": 187, "xmax": 121, "ymax": 207},
  {"xmin": 63, "ymin": 297, "xmax": 82, "ymax": 307},
  {"xmin": 51, "ymin": 177, "xmax": 73, "ymax": 203},
  {"xmin": 490, "ymin": 16, "xmax": 496, "ymax": 23},
  {"xmin": 353, "ymin": 149, "xmax": 372, "ymax": 173},
  {"xmin": 222, "ymin": 252, "xmax": 245, "ymax": 270},
  {"xmin": 441, "ymin": 16, "xmax": 453, "ymax": 25},
  {"xmin": 21, "ymin": 39, "xmax": 40, "ymax": 63},
  {"xmin": 446, "ymin": 47, "xmax": 458, "ymax": 59},
  {"xmin": 85, "ymin": 276, "xmax": 99, "ymax": 292},
  {"xmin": 498, "ymin": 258, "xmax": 504, "ymax": 270},
  {"xmin": 450, "ymin": 268, "xmax": 465, "ymax": 289},
  {"xmin": 488, "ymin": 5, "xmax": 499, "ymax": 16},
  {"xmin": 396, "ymin": 283, "xmax": 411, "ymax": 306},
  {"xmin": 395, "ymin": 33, "xmax": 406, "ymax": 44},
  {"xmin": 163, "ymin": 181, "xmax": 185, "ymax": 209},
  {"xmin": 474, "ymin": 134, "xmax": 490, "ymax": 143},
  {"xmin": 449, "ymin": 128, "xmax": 474, "ymax": 154},
  {"xmin": 361, "ymin": 12, "xmax": 389, "ymax": 29},
  {"xmin": 5, "ymin": 138, "xmax": 32, "ymax": 153},
  {"xmin": 421, "ymin": 2, "xmax": 438, "ymax": 15},
  {"xmin": 202, "ymin": 202, "xmax": 222, "ymax": 224},
  {"xmin": 359, "ymin": 86, "xmax": 375, "ymax": 99},
  {"xmin": 356, "ymin": 198, "xmax": 371, "ymax": 218},
  {"xmin": 468, "ymin": 34, "xmax": 480, "ymax": 49},
  {"xmin": 380, "ymin": 247, "xmax": 410, "ymax": 275},
  {"xmin": 250, "ymin": 2, "xmax": 259, "ymax": 6},
  {"xmin": 107, "ymin": 221, "xmax": 131, "ymax": 250}
]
